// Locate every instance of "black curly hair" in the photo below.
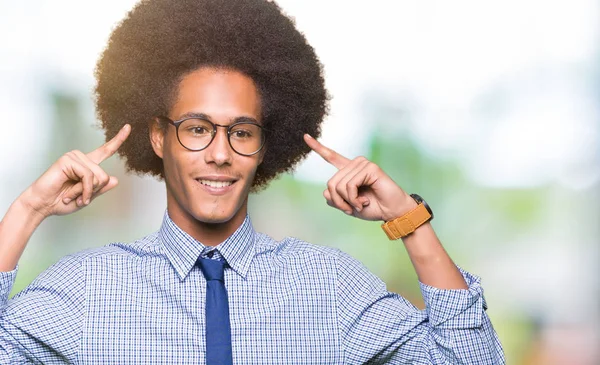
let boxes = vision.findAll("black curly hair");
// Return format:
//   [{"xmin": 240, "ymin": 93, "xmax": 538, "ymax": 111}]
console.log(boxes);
[{"xmin": 95, "ymin": 0, "xmax": 328, "ymax": 191}]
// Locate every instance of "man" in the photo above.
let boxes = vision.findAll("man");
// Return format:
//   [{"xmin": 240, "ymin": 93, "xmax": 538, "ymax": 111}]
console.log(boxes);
[{"xmin": 0, "ymin": 0, "xmax": 504, "ymax": 363}]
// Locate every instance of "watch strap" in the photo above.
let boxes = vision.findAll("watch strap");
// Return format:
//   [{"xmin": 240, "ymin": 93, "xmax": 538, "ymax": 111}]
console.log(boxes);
[{"xmin": 381, "ymin": 203, "xmax": 432, "ymax": 240}]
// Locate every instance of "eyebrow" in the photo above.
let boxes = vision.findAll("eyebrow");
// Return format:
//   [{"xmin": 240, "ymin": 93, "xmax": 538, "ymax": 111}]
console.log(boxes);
[{"xmin": 177, "ymin": 112, "xmax": 261, "ymax": 125}]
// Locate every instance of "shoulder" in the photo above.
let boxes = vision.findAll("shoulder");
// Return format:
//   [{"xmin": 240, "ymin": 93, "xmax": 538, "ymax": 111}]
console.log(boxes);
[
  {"xmin": 59, "ymin": 231, "xmax": 162, "ymax": 265},
  {"xmin": 19, "ymin": 231, "xmax": 162, "ymax": 289},
  {"xmin": 254, "ymin": 232, "xmax": 342, "ymax": 260},
  {"xmin": 254, "ymin": 232, "xmax": 378, "ymax": 278}
]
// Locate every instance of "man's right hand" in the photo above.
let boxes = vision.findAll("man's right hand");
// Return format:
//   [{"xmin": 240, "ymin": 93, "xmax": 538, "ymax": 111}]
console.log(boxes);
[{"xmin": 19, "ymin": 124, "xmax": 131, "ymax": 219}]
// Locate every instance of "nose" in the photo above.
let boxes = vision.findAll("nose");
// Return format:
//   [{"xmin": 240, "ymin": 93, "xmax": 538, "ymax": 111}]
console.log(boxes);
[{"xmin": 204, "ymin": 125, "xmax": 233, "ymax": 166}]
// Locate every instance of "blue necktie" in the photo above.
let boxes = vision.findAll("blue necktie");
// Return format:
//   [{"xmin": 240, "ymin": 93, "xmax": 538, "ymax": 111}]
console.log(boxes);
[{"xmin": 197, "ymin": 256, "xmax": 233, "ymax": 365}]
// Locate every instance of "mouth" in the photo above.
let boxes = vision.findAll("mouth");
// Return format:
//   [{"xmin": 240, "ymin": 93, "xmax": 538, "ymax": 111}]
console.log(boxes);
[
  {"xmin": 195, "ymin": 176, "xmax": 239, "ymax": 195},
  {"xmin": 197, "ymin": 179, "xmax": 235, "ymax": 188}
]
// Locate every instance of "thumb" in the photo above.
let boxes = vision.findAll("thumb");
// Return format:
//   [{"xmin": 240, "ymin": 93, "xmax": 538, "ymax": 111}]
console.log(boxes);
[
  {"xmin": 61, "ymin": 175, "xmax": 119, "ymax": 205},
  {"xmin": 64, "ymin": 176, "xmax": 120, "ymax": 205},
  {"xmin": 96, "ymin": 176, "xmax": 119, "ymax": 196}
]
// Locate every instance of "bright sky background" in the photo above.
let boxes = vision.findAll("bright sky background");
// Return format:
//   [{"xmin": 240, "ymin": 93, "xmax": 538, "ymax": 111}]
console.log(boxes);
[{"xmin": 0, "ymin": 0, "xmax": 598, "ymax": 189}]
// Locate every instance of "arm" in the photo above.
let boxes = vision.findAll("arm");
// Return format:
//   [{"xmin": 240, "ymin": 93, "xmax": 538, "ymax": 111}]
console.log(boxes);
[
  {"xmin": 335, "ymin": 251, "xmax": 504, "ymax": 364},
  {"xmin": 396, "ymin": 201, "xmax": 467, "ymax": 290},
  {"xmin": 0, "ymin": 255, "xmax": 87, "ymax": 364},
  {"xmin": 304, "ymin": 134, "xmax": 467, "ymax": 290},
  {"xmin": 0, "ymin": 197, "xmax": 45, "ymax": 273},
  {"xmin": 0, "ymin": 124, "xmax": 130, "ymax": 361},
  {"xmin": 304, "ymin": 134, "xmax": 505, "ymax": 363},
  {"xmin": 0, "ymin": 124, "xmax": 130, "ymax": 272}
]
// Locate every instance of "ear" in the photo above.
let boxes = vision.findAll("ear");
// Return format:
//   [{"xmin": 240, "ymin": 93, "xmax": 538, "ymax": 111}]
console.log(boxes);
[
  {"xmin": 257, "ymin": 144, "xmax": 267, "ymax": 165},
  {"xmin": 149, "ymin": 118, "xmax": 165, "ymax": 159}
]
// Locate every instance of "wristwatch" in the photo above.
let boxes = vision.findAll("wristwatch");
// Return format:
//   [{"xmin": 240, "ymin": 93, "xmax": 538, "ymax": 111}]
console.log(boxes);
[{"xmin": 381, "ymin": 194, "xmax": 433, "ymax": 240}]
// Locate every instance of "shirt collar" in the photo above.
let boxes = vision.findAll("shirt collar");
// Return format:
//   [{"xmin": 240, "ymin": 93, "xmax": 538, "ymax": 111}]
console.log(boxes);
[{"xmin": 159, "ymin": 211, "xmax": 256, "ymax": 281}]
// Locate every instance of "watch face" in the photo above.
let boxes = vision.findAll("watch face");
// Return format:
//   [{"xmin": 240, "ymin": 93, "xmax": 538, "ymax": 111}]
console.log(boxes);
[{"xmin": 410, "ymin": 194, "xmax": 434, "ymax": 219}]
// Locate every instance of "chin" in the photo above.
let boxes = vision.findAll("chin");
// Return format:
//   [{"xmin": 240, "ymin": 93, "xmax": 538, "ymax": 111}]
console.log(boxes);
[
  {"xmin": 189, "ymin": 201, "xmax": 244, "ymax": 225},
  {"xmin": 193, "ymin": 211, "xmax": 235, "ymax": 225}
]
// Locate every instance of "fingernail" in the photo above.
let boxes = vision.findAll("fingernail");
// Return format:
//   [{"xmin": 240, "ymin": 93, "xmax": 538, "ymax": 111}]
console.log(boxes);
[
  {"xmin": 85, "ymin": 199, "xmax": 91, "ymax": 205},
  {"xmin": 63, "ymin": 198, "xmax": 71, "ymax": 204},
  {"xmin": 77, "ymin": 198, "xmax": 83, "ymax": 206}
]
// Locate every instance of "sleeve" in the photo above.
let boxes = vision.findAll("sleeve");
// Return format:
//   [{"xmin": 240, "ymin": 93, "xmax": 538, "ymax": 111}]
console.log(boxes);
[
  {"xmin": 335, "ymin": 251, "xmax": 505, "ymax": 364},
  {"xmin": 0, "ymin": 268, "xmax": 18, "ymax": 312},
  {"xmin": 0, "ymin": 255, "xmax": 87, "ymax": 364}
]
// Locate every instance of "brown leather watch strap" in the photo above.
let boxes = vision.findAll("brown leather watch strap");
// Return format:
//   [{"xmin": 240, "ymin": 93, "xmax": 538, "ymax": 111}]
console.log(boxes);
[{"xmin": 381, "ymin": 203, "xmax": 432, "ymax": 240}]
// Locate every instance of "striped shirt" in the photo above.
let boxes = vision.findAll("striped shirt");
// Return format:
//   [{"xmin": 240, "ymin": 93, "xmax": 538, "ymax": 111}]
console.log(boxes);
[{"xmin": 0, "ymin": 212, "xmax": 504, "ymax": 364}]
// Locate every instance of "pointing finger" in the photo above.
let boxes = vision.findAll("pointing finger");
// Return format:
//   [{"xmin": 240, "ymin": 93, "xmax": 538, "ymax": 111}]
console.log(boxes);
[
  {"xmin": 87, "ymin": 124, "xmax": 131, "ymax": 165},
  {"xmin": 304, "ymin": 134, "xmax": 350, "ymax": 170}
]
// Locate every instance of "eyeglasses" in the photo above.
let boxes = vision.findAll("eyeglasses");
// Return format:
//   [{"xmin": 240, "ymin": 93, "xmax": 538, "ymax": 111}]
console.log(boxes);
[{"xmin": 158, "ymin": 116, "xmax": 267, "ymax": 156}]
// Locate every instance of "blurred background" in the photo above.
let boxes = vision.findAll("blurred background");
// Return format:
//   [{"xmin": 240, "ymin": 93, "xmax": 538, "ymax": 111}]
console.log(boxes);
[{"xmin": 1, "ymin": 0, "xmax": 598, "ymax": 363}]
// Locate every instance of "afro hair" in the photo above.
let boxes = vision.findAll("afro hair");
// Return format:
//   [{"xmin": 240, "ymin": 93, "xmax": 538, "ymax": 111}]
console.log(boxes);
[{"xmin": 94, "ymin": 0, "xmax": 329, "ymax": 191}]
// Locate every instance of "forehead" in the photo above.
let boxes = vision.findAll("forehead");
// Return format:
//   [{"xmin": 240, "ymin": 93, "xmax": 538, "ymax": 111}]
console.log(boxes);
[{"xmin": 170, "ymin": 67, "xmax": 262, "ymax": 122}]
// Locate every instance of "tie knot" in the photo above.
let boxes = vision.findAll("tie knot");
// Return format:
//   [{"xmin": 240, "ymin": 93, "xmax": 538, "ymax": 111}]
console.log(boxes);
[{"xmin": 197, "ymin": 257, "xmax": 225, "ymax": 281}]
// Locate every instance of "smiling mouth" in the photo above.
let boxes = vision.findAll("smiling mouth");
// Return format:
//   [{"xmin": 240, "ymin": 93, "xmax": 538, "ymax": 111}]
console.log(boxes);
[{"xmin": 197, "ymin": 179, "xmax": 235, "ymax": 188}]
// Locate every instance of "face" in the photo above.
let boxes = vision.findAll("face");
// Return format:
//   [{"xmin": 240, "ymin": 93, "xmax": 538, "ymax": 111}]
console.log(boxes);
[{"xmin": 150, "ymin": 67, "xmax": 264, "ymax": 239}]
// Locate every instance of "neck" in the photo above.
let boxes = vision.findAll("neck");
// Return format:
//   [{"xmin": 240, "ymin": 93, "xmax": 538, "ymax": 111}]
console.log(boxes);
[{"xmin": 167, "ymin": 201, "xmax": 248, "ymax": 247}]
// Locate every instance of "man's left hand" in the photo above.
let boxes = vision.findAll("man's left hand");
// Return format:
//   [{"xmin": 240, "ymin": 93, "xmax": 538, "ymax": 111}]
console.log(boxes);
[{"xmin": 304, "ymin": 134, "xmax": 416, "ymax": 222}]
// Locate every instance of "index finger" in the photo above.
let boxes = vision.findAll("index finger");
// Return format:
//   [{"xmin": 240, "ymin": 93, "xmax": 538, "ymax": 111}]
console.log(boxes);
[
  {"xmin": 303, "ymin": 134, "xmax": 350, "ymax": 170},
  {"xmin": 87, "ymin": 124, "xmax": 131, "ymax": 164}
]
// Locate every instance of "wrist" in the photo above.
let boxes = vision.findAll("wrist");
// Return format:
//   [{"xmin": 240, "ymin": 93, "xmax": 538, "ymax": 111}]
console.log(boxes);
[
  {"xmin": 380, "ymin": 193, "xmax": 433, "ymax": 240},
  {"xmin": 16, "ymin": 188, "xmax": 50, "ymax": 223},
  {"xmin": 381, "ymin": 194, "xmax": 418, "ymax": 222}
]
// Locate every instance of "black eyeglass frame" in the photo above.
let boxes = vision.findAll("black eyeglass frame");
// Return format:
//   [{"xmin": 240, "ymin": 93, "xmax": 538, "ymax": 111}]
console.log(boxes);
[{"xmin": 158, "ymin": 116, "xmax": 267, "ymax": 156}]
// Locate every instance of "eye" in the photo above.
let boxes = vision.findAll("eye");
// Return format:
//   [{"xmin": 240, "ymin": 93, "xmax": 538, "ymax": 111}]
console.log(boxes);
[
  {"xmin": 189, "ymin": 126, "xmax": 210, "ymax": 135},
  {"xmin": 230, "ymin": 123, "xmax": 261, "ymax": 141},
  {"xmin": 231, "ymin": 129, "xmax": 252, "ymax": 139},
  {"xmin": 180, "ymin": 118, "xmax": 213, "ymax": 137}
]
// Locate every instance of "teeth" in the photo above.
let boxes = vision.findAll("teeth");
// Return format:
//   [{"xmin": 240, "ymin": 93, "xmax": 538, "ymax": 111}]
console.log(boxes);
[{"xmin": 199, "ymin": 180, "xmax": 233, "ymax": 188}]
